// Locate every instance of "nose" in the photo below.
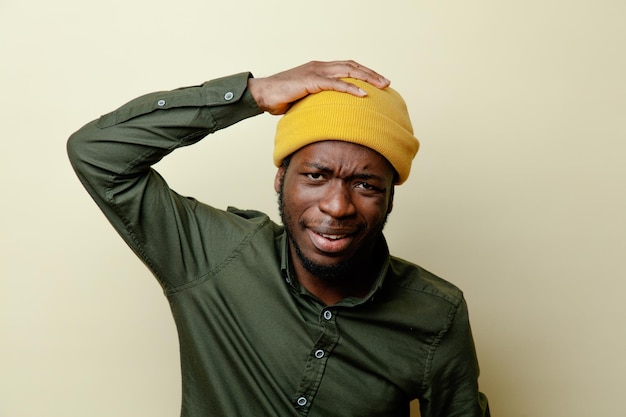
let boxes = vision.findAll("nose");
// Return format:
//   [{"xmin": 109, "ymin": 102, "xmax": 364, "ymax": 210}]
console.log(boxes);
[{"xmin": 318, "ymin": 181, "xmax": 356, "ymax": 219}]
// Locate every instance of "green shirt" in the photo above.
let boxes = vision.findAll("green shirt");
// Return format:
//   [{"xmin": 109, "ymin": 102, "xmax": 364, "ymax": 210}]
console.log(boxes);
[{"xmin": 67, "ymin": 72, "xmax": 490, "ymax": 417}]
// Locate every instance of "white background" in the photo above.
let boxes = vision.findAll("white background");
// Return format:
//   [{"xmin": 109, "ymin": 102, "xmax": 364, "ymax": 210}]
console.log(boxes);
[{"xmin": 1, "ymin": 1, "xmax": 625, "ymax": 416}]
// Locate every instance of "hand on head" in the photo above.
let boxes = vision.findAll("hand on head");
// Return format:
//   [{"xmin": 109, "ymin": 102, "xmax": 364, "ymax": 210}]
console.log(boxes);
[{"xmin": 247, "ymin": 60, "xmax": 390, "ymax": 115}]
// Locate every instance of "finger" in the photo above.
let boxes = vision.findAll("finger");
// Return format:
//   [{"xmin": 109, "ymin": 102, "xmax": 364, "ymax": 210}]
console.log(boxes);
[
  {"xmin": 308, "ymin": 77, "xmax": 370, "ymax": 97},
  {"xmin": 343, "ymin": 60, "xmax": 390, "ymax": 87},
  {"xmin": 317, "ymin": 60, "xmax": 390, "ymax": 89},
  {"xmin": 305, "ymin": 71, "xmax": 388, "ymax": 98}
]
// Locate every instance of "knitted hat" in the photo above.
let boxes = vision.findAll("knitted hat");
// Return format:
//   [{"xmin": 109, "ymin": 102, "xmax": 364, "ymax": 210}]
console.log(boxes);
[{"xmin": 273, "ymin": 78, "xmax": 419, "ymax": 184}]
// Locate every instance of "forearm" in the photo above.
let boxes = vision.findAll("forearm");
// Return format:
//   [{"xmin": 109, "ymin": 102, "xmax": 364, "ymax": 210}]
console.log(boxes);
[{"xmin": 67, "ymin": 72, "xmax": 261, "ymax": 200}]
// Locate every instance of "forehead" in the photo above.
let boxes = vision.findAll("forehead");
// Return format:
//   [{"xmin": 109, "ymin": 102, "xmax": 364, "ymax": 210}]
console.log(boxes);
[{"xmin": 291, "ymin": 141, "xmax": 395, "ymax": 178}]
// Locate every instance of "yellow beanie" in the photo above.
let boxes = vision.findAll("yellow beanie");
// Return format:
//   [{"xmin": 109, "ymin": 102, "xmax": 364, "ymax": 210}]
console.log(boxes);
[{"xmin": 273, "ymin": 78, "xmax": 419, "ymax": 184}]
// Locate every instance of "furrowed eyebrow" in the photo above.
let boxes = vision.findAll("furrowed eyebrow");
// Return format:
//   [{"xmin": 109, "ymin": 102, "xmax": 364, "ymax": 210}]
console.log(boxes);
[
  {"xmin": 353, "ymin": 173, "xmax": 385, "ymax": 182},
  {"xmin": 304, "ymin": 162, "xmax": 385, "ymax": 182},
  {"xmin": 304, "ymin": 162, "xmax": 333, "ymax": 173}
]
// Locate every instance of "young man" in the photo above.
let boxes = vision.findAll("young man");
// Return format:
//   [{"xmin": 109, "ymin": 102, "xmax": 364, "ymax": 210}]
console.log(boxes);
[{"xmin": 68, "ymin": 60, "xmax": 490, "ymax": 416}]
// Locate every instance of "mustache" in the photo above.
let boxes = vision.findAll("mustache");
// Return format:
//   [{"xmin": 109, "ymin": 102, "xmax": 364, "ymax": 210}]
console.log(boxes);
[{"xmin": 301, "ymin": 220, "xmax": 367, "ymax": 238}]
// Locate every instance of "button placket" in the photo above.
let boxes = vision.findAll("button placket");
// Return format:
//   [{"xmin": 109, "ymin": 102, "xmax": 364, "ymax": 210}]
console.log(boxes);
[{"xmin": 292, "ymin": 308, "xmax": 340, "ymax": 415}]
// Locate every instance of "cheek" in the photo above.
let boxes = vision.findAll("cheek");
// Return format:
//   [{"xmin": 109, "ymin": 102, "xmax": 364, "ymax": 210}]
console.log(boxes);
[
  {"xmin": 283, "ymin": 180, "xmax": 319, "ymax": 210},
  {"xmin": 280, "ymin": 188, "xmax": 311, "ymax": 221},
  {"xmin": 354, "ymin": 197, "xmax": 390, "ymax": 222}
]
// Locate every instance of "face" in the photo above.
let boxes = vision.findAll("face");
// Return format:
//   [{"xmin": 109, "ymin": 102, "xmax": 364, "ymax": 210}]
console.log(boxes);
[{"xmin": 275, "ymin": 141, "xmax": 395, "ymax": 281}]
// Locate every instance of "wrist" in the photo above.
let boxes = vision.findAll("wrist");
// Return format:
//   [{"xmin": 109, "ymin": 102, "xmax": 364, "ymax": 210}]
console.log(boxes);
[{"xmin": 247, "ymin": 78, "xmax": 268, "ymax": 112}]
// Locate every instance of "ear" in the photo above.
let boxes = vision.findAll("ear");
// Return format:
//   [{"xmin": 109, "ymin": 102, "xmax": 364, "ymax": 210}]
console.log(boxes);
[
  {"xmin": 274, "ymin": 166, "xmax": 286, "ymax": 193},
  {"xmin": 387, "ymin": 186, "xmax": 395, "ymax": 215}
]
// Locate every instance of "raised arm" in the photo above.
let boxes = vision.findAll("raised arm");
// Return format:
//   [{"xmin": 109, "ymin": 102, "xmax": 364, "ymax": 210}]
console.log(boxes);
[
  {"xmin": 67, "ymin": 60, "xmax": 389, "ymax": 291},
  {"xmin": 67, "ymin": 72, "xmax": 262, "ymax": 290}
]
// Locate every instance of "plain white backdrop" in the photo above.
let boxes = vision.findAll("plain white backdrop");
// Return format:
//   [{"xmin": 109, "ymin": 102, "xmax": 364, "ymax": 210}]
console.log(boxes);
[{"xmin": 1, "ymin": 1, "xmax": 625, "ymax": 416}]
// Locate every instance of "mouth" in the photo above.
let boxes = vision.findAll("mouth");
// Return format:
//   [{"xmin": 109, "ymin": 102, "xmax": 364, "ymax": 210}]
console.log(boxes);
[
  {"xmin": 306, "ymin": 228, "xmax": 358, "ymax": 254},
  {"xmin": 318, "ymin": 232, "xmax": 349, "ymax": 240}
]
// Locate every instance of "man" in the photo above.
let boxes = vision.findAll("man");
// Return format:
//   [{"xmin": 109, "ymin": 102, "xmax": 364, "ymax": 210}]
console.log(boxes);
[{"xmin": 68, "ymin": 60, "xmax": 490, "ymax": 416}]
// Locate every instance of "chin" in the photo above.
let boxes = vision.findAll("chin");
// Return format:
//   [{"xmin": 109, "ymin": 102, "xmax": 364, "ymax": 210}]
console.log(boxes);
[{"xmin": 293, "ymin": 239, "xmax": 357, "ymax": 282}]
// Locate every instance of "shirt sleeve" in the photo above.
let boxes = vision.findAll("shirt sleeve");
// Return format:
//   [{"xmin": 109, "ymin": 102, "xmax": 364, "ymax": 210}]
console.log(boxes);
[
  {"xmin": 66, "ymin": 72, "xmax": 265, "ymax": 291},
  {"xmin": 419, "ymin": 297, "xmax": 491, "ymax": 417}
]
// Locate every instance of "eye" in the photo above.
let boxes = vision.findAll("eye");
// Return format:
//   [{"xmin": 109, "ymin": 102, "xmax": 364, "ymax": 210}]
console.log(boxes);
[
  {"xmin": 355, "ymin": 182, "xmax": 374, "ymax": 190},
  {"xmin": 305, "ymin": 173, "xmax": 324, "ymax": 181},
  {"xmin": 355, "ymin": 181, "xmax": 384, "ymax": 194}
]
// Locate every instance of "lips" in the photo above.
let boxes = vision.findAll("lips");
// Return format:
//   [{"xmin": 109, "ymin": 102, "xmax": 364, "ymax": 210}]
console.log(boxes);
[
  {"xmin": 319, "ymin": 233, "xmax": 348, "ymax": 240},
  {"xmin": 306, "ymin": 228, "xmax": 358, "ymax": 254}
]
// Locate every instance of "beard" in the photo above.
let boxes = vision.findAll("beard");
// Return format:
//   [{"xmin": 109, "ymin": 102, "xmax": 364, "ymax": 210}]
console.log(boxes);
[{"xmin": 278, "ymin": 186, "xmax": 388, "ymax": 283}]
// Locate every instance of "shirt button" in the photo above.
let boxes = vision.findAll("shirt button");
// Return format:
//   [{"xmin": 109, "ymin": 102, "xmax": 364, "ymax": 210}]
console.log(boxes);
[
  {"xmin": 314, "ymin": 349, "xmax": 325, "ymax": 359},
  {"xmin": 157, "ymin": 99, "xmax": 166, "ymax": 107},
  {"xmin": 323, "ymin": 310, "xmax": 333, "ymax": 320},
  {"xmin": 224, "ymin": 91, "xmax": 234, "ymax": 101},
  {"xmin": 296, "ymin": 396, "xmax": 307, "ymax": 406}
]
